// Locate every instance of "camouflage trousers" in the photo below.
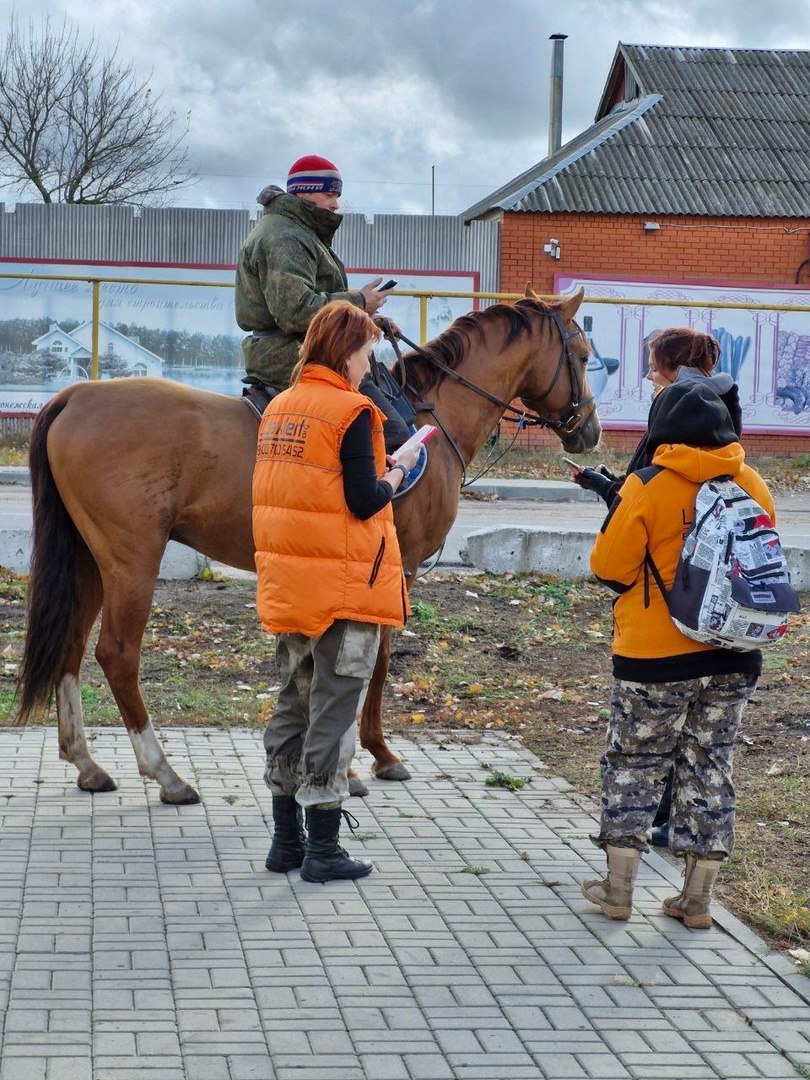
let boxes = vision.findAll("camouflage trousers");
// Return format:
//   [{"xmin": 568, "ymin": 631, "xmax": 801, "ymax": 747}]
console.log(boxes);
[
  {"xmin": 264, "ymin": 620, "xmax": 380, "ymax": 809},
  {"xmin": 595, "ymin": 672, "xmax": 758, "ymax": 858}
]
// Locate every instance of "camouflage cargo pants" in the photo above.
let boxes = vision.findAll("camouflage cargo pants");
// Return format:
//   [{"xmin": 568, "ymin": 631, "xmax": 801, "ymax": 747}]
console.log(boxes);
[
  {"xmin": 264, "ymin": 620, "xmax": 380, "ymax": 809},
  {"xmin": 595, "ymin": 672, "xmax": 758, "ymax": 857}
]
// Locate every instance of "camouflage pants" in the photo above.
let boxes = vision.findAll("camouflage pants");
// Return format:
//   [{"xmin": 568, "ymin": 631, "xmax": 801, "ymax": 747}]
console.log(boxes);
[
  {"xmin": 264, "ymin": 620, "xmax": 380, "ymax": 809},
  {"xmin": 595, "ymin": 672, "xmax": 758, "ymax": 858}
]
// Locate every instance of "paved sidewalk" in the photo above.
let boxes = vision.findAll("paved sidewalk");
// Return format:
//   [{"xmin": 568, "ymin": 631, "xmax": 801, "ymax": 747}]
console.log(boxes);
[{"xmin": 0, "ymin": 729, "xmax": 808, "ymax": 1080}]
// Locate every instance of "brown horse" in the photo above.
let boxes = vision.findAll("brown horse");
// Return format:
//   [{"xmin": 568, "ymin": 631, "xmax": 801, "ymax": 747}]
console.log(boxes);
[{"xmin": 16, "ymin": 287, "xmax": 600, "ymax": 803}]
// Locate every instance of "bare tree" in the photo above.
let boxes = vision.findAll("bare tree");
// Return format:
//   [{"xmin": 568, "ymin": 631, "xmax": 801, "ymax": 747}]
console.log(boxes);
[{"xmin": 0, "ymin": 15, "xmax": 197, "ymax": 205}]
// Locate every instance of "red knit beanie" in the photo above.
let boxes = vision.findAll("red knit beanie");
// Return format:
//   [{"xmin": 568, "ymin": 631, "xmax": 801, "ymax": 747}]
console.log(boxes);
[{"xmin": 286, "ymin": 155, "xmax": 343, "ymax": 196}]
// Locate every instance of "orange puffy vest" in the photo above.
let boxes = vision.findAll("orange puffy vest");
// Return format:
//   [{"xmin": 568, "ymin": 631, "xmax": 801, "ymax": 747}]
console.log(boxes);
[{"xmin": 252, "ymin": 364, "xmax": 409, "ymax": 637}]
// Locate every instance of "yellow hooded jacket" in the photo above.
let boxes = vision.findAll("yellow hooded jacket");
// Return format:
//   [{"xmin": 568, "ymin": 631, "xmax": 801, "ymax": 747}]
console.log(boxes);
[{"xmin": 590, "ymin": 440, "xmax": 775, "ymax": 681}]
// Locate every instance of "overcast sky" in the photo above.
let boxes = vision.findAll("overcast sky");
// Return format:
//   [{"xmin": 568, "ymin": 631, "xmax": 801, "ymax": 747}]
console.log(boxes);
[{"xmin": 2, "ymin": 0, "xmax": 810, "ymax": 216}]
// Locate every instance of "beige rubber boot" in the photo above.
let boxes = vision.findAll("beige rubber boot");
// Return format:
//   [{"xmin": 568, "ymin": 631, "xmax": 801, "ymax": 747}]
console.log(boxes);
[
  {"xmin": 581, "ymin": 845, "xmax": 640, "ymax": 920},
  {"xmin": 663, "ymin": 853, "xmax": 721, "ymax": 929}
]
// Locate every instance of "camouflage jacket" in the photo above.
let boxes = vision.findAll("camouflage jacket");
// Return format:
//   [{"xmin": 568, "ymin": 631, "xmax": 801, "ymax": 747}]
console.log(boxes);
[{"xmin": 235, "ymin": 186, "xmax": 365, "ymax": 387}]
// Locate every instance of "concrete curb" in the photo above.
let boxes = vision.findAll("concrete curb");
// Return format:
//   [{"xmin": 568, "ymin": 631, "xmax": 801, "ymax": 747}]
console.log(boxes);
[
  {"xmin": 0, "ymin": 466, "xmax": 29, "ymax": 485},
  {"xmin": 0, "ymin": 529, "xmax": 204, "ymax": 581},
  {"xmin": 460, "ymin": 523, "xmax": 810, "ymax": 590}
]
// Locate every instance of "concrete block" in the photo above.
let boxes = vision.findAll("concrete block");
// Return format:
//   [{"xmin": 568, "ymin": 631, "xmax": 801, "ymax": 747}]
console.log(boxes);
[
  {"xmin": 0, "ymin": 530, "xmax": 203, "ymax": 581},
  {"xmin": 461, "ymin": 525, "xmax": 810, "ymax": 591},
  {"xmin": 460, "ymin": 527, "xmax": 593, "ymax": 578}
]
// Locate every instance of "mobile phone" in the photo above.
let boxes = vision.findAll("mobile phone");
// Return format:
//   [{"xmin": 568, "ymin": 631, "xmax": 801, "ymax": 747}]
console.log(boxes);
[
  {"xmin": 378, "ymin": 278, "xmax": 398, "ymax": 291},
  {"xmin": 562, "ymin": 457, "xmax": 582, "ymax": 471}
]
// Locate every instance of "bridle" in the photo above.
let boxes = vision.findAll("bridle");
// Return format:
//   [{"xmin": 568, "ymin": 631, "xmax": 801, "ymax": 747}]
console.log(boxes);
[{"xmin": 383, "ymin": 305, "xmax": 595, "ymax": 440}]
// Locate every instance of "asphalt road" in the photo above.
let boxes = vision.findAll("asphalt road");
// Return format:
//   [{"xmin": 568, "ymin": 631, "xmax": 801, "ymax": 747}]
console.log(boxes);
[{"xmin": 2, "ymin": 485, "xmax": 808, "ymax": 569}]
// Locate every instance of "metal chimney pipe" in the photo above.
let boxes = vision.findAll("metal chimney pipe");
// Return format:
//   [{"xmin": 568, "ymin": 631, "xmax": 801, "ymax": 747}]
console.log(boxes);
[{"xmin": 548, "ymin": 33, "xmax": 567, "ymax": 156}]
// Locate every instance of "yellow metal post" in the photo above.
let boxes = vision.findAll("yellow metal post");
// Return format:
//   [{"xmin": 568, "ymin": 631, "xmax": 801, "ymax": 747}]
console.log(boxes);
[
  {"xmin": 419, "ymin": 296, "xmax": 428, "ymax": 343},
  {"xmin": 90, "ymin": 279, "xmax": 101, "ymax": 380}
]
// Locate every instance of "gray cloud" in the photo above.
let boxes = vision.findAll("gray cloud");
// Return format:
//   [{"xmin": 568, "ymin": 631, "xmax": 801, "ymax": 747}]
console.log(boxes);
[{"xmin": 2, "ymin": 0, "xmax": 809, "ymax": 214}]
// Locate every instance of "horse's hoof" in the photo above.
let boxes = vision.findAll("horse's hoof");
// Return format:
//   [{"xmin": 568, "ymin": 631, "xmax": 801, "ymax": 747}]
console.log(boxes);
[
  {"xmin": 374, "ymin": 762, "xmax": 411, "ymax": 782},
  {"xmin": 77, "ymin": 771, "xmax": 118, "ymax": 794},
  {"xmin": 348, "ymin": 776, "xmax": 369, "ymax": 798},
  {"xmin": 159, "ymin": 784, "xmax": 201, "ymax": 805}
]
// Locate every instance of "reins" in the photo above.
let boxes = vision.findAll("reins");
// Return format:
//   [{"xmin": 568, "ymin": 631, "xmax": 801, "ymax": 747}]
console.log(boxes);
[{"xmin": 379, "ymin": 306, "xmax": 595, "ymax": 489}]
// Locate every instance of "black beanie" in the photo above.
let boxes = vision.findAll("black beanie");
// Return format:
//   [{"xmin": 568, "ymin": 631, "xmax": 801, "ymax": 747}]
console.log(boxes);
[{"xmin": 646, "ymin": 380, "xmax": 739, "ymax": 454}]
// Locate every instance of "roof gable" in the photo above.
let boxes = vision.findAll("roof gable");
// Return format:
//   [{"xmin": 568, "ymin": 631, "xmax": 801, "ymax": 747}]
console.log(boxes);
[{"xmin": 462, "ymin": 43, "xmax": 810, "ymax": 220}]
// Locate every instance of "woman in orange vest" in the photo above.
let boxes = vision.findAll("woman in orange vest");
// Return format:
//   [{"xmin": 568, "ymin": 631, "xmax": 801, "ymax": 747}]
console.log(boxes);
[{"xmin": 253, "ymin": 300, "xmax": 421, "ymax": 882}]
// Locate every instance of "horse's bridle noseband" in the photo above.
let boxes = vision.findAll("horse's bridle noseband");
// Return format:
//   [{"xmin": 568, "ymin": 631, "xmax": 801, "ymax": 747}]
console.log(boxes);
[{"xmin": 384, "ymin": 306, "xmax": 595, "ymax": 437}]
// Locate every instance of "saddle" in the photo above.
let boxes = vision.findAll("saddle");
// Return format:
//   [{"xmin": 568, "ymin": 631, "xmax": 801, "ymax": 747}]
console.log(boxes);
[
  {"xmin": 241, "ymin": 377, "xmax": 279, "ymax": 420},
  {"xmin": 241, "ymin": 360, "xmax": 430, "ymax": 499},
  {"xmin": 368, "ymin": 355, "xmax": 418, "ymax": 427},
  {"xmin": 241, "ymin": 360, "xmax": 418, "ymax": 425}
]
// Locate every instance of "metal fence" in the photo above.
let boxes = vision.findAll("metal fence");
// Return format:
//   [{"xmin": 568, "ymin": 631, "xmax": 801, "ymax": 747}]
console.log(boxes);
[{"xmin": 0, "ymin": 202, "xmax": 501, "ymax": 292}]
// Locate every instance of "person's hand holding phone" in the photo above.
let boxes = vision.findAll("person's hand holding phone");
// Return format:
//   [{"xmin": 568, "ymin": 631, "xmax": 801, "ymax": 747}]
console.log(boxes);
[{"xmin": 360, "ymin": 277, "xmax": 395, "ymax": 316}]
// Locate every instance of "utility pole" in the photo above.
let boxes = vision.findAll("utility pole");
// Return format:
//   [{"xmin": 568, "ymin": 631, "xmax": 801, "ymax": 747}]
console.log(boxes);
[{"xmin": 431, "ymin": 164, "xmax": 435, "ymax": 215}]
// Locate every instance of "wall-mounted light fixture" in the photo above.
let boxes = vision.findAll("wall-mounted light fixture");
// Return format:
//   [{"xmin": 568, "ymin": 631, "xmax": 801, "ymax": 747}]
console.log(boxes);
[
  {"xmin": 643, "ymin": 221, "xmax": 660, "ymax": 232},
  {"xmin": 543, "ymin": 238, "xmax": 561, "ymax": 259}
]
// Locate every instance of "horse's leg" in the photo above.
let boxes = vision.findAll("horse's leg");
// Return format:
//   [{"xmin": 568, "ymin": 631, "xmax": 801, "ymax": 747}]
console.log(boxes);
[
  {"xmin": 358, "ymin": 626, "xmax": 411, "ymax": 782},
  {"xmin": 56, "ymin": 547, "xmax": 118, "ymax": 793},
  {"xmin": 94, "ymin": 571, "xmax": 199, "ymax": 805}
]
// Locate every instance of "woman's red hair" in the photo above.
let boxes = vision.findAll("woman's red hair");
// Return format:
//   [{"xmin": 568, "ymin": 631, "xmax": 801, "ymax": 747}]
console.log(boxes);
[{"xmin": 292, "ymin": 300, "xmax": 381, "ymax": 384}]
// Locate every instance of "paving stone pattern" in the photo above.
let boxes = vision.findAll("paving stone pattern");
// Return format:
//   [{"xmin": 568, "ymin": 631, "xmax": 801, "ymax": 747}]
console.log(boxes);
[{"xmin": 0, "ymin": 728, "xmax": 808, "ymax": 1080}]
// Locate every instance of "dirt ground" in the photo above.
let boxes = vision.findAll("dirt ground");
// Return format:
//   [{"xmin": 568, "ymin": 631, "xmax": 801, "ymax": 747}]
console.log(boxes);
[{"xmin": 0, "ymin": 566, "xmax": 808, "ymax": 963}]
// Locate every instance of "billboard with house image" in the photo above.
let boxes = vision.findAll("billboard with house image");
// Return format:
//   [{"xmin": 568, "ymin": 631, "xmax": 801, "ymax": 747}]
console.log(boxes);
[{"xmin": 0, "ymin": 260, "xmax": 477, "ymax": 414}]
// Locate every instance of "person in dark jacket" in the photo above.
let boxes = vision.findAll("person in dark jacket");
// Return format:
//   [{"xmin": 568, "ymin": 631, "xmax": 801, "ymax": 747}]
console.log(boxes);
[
  {"xmin": 235, "ymin": 154, "xmax": 408, "ymax": 451},
  {"xmin": 581, "ymin": 381, "xmax": 774, "ymax": 929},
  {"xmin": 573, "ymin": 327, "xmax": 742, "ymax": 505}
]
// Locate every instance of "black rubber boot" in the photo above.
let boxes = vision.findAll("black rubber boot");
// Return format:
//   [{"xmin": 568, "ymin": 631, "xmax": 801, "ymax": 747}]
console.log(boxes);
[
  {"xmin": 265, "ymin": 795, "xmax": 306, "ymax": 873},
  {"xmin": 300, "ymin": 807, "xmax": 373, "ymax": 883}
]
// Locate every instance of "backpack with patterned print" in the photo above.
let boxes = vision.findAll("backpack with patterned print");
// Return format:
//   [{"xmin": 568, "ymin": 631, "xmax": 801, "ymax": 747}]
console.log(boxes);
[{"xmin": 646, "ymin": 477, "xmax": 801, "ymax": 651}]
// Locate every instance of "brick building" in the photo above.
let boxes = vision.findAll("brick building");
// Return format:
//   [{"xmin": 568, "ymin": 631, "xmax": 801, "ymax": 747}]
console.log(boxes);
[{"xmin": 463, "ymin": 44, "xmax": 810, "ymax": 453}]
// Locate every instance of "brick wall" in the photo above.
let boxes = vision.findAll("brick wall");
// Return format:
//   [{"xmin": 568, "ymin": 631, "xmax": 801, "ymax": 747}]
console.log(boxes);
[
  {"xmin": 500, "ymin": 211, "xmax": 810, "ymax": 295},
  {"xmin": 513, "ymin": 427, "xmax": 809, "ymax": 456},
  {"xmin": 499, "ymin": 211, "xmax": 810, "ymax": 452}
]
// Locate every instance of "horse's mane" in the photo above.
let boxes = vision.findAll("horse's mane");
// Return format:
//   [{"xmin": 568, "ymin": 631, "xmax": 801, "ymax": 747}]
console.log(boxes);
[{"xmin": 393, "ymin": 296, "xmax": 563, "ymax": 399}]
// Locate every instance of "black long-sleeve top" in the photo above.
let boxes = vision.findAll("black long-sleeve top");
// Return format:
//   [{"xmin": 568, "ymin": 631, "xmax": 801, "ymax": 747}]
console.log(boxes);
[{"xmin": 340, "ymin": 410, "xmax": 395, "ymax": 520}]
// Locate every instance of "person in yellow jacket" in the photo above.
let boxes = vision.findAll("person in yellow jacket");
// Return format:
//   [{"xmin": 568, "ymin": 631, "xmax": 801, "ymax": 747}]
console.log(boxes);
[
  {"xmin": 581, "ymin": 379, "xmax": 774, "ymax": 928},
  {"xmin": 253, "ymin": 300, "xmax": 420, "ymax": 883}
]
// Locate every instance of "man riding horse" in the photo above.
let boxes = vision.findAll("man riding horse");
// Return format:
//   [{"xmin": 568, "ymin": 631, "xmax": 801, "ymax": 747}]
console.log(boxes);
[{"xmin": 235, "ymin": 154, "xmax": 410, "ymax": 452}]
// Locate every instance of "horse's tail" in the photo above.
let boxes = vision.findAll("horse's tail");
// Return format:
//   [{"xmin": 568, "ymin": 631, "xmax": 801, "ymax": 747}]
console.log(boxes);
[{"xmin": 16, "ymin": 396, "xmax": 83, "ymax": 724}]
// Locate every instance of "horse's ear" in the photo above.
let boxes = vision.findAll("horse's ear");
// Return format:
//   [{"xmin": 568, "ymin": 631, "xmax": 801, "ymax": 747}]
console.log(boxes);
[
  {"xmin": 559, "ymin": 285, "xmax": 585, "ymax": 321},
  {"xmin": 524, "ymin": 283, "xmax": 538, "ymax": 299}
]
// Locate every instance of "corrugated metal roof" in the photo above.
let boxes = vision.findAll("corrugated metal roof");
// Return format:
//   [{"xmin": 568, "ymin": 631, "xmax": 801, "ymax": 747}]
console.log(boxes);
[{"xmin": 462, "ymin": 44, "xmax": 810, "ymax": 220}]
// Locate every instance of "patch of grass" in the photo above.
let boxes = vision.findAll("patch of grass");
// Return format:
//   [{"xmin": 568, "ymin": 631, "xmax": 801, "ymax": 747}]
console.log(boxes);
[
  {"xmin": 0, "ymin": 690, "xmax": 18, "ymax": 720},
  {"xmin": 721, "ymin": 841, "xmax": 810, "ymax": 948},
  {"xmin": 460, "ymin": 865, "xmax": 491, "ymax": 876},
  {"xmin": 409, "ymin": 600, "xmax": 442, "ymax": 631},
  {"xmin": 484, "ymin": 770, "xmax": 529, "ymax": 791},
  {"xmin": 0, "ymin": 430, "xmax": 30, "ymax": 466},
  {"xmin": 0, "ymin": 567, "xmax": 27, "ymax": 602},
  {"xmin": 762, "ymin": 652, "xmax": 790, "ymax": 674}
]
